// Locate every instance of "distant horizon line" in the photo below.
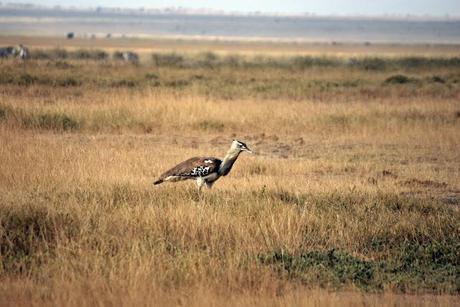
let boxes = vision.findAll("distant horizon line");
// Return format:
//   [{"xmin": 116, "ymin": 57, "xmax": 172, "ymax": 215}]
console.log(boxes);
[{"xmin": 1, "ymin": 2, "xmax": 459, "ymax": 20}]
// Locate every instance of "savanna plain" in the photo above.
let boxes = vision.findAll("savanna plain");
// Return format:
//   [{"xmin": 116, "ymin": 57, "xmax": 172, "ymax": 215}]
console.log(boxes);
[{"xmin": 0, "ymin": 37, "xmax": 459, "ymax": 306}]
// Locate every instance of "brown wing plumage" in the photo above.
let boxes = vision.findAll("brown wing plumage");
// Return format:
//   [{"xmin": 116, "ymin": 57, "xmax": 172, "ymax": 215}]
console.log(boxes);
[{"xmin": 154, "ymin": 157, "xmax": 222, "ymax": 185}]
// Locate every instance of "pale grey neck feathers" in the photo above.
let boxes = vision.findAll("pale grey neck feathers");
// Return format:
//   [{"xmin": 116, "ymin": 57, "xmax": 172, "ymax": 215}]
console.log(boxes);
[{"xmin": 218, "ymin": 147, "xmax": 242, "ymax": 176}]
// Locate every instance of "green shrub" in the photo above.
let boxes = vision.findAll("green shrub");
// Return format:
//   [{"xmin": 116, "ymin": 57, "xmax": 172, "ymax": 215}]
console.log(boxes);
[
  {"xmin": 428, "ymin": 75, "xmax": 446, "ymax": 83},
  {"xmin": 145, "ymin": 72, "xmax": 159, "ymax": 80},
  {"xmin": 30, "ymin": 48, "xmax": 68, "ymax": 60},
  {"xmin": 110, "ymin": 79, "xmax": 139, "ymax": 88},
  {"xmin": 53, "ymin": 60, "xmax": 73, "ymax": 69},
  {"xmin": 37, "ymin": 113, "xmax": 79, "ymax": 130},
  {"xmin": 152, "ymin": 52, "xmax": 184, "ymax": 67},
  {"xmin": 0, "ymin": 73, "xmax": 14, "ymax": 85},
  {"xmin": 70, "ymin": 49, "xmax": 108, "ymax": 60},
  {"xmin": 56, "ymin": 77, "xmax": 81, "ymax": 87},
  {"xmin": 259, "ymin": 249, "xmax": 377, "ymax": 290},
  {"xmin": 0, "ymin": 106, "xmax": 7, "ymax": 121},
  {"xmin": 349, "ymin": 57, "xmax": 387, "ymax": 71},
  {"xmin": 384, "ymin": 74, "xmax": 415, "ymax": 84},
  {"xmin": 397, "ymin": 57, "xmax": 459, "ymax": 69},
  {"xmin": 194, "ymin": 52, "xmax": 219, "ymax": 68},
  {"xmin": 17, "ymin": 111, "xmax": 80, "ymax": 131},
  {"xmin": 291, "ymin": 56, "xmax": 340, "ymax": 69},
  {"xmin": 164, "ymin": 79, "xmax": 190, "ymax": 88},
  {"xmin": 259, "ymin": 242, "xmax": 459, "ymax": 293},
  {"xmin": 17, "ymin": 73, "xmax": 38, "ymax": 86},
  {"xmin": 0, "ymin": 204, "xmax": 79, "ymax": 273},
  {"xmin": 52, "ymin": 48, "xmax": 68, "ymax": 59},
  {"xmin": 29, "ymin": 49, "xmax": 52, "ymax": 60}
]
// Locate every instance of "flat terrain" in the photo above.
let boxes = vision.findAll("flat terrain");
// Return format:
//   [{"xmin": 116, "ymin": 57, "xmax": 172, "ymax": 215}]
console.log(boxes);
[
  {"xmin": 1, "ymin": 7, "xmax": 460, "ymax": 43},
  {"xmin": 0, "ymin": 37, "xmax": 459, "ymax": 306},
  {"xmin": 2, "ymin": 36, "xmax": 460, "ymax": 57}
]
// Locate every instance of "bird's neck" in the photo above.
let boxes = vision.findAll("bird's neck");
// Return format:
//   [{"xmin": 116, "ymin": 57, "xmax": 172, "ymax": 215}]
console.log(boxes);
[{"xmin": 218, "ymin": 148, "xmax": 241, "ymax": 176}]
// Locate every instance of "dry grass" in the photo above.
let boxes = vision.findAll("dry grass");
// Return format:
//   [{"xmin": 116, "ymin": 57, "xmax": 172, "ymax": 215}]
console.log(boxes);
[
  {"xmin": 0, "ymin": 41, "xmax": 459, "ymax": 306},
  {"xmin": 2, "ymin": 35, "xmax": 460, "ymax": 57}
]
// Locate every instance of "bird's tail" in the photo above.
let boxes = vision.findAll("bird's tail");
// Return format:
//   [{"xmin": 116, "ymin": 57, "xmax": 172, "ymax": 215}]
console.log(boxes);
[{"xmin": 153, "ymin": 179, "xmax": 163, "ymax": 185}]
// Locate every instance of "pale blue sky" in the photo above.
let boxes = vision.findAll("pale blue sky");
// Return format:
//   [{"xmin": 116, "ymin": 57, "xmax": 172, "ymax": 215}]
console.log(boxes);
[{"xmin": 14, "ymin": 0, "xmax": 460, "ymax": 16}]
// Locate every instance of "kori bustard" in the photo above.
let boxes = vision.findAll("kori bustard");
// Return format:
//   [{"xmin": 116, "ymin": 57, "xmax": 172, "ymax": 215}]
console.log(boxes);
[{"xmin": 154, "ymin": 140, "xmax": 252, "ymax": 191}]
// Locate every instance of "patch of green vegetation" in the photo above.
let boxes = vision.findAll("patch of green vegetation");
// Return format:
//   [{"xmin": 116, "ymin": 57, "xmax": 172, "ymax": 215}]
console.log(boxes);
[
  {"xmin": 0, "ymin": 72, "xmax": 15, "ymax": 84},
  {"xmin": 144, "ymin": 72, "xmax": 159, "ymax": 80},
  {"xmin": 110, "ymin": 79, "xmax": 139, "ymax": 88},
  {"xmin": 55, "ymin": 77, "xmax": 81, "ymax": 87},
  {"xmin": 152, "ymin": 52, "xmax": 185, "ymax": 67},
  {"xmin": 17, "ymin": 73, "xmax": 39, "ymax": 86},
  {"xmin": 0, "ymin": 203, "xmax": 79, "ymax": 273},
  {"xmin": 31, "ymin": 48, "xmax": 108, "ymax": 61},
  {"xmin": 17, "ymin": 111, "xmax": 80, "ymax": 131},
  {"xmin": 252, "ymin": 192, "xmax": 459, "ymax": 293},
  {"xmin": 88, "ymin": 108, "xmax": 147, "ymax": 132},
  {"xmin": 194, "ymin": 51, "xmax": 219, "ymax": 68},
  {"xmin": 0, "ymin": 106, "xmax": 7, "ymax": 121},
  {"xmin": 0, "ymin": 73, "xmax": 81, "ymax": 87},
  {"xmin": 396, "ymin": 56, "xmax": 460, "ymax": 70},
  {"xmin": 259, "ymin": 243, "xmax": 459, "ymax": 293},
  {"xmin": 259, "ymin": 249, "xmax": 376, "ymax": 290},
  {"xmin": 31, "ymin": 48, "xmax": 68, "ymax": 60},
  {"xmin": 348, "ymin": 57, "xmax": 388, "ymax": 71},
  {"xmin": 163, "ymin": 79, "xmax": 190, "ymax": 88},
  {"xmin": 51, "ymin": 48, "xmax": 69, "ymax": 60},
  {"xmin": 72, "ymin": 49, "xmax": 108, "ymax": 60},
  {"xmin": 384, "ymin": 74, "xmax": 416, "ymax": 85},
  {"xmin": 427, "ymin": 75, "xmax": 446, "ymax": 83},
  {"xmin": 2, "ymin": 50, "xmax": 460, "ymax": 102},
  {"xmin": 22, "ymin": 48, "xmax": 460, "ymax": 72},
  {"xmin": 36, "ymin": 113, "xmax": 80, "ymax": 131},
  {"xmin": 291, "ymin": 56, "xmax": 341, "ymax": 68}
]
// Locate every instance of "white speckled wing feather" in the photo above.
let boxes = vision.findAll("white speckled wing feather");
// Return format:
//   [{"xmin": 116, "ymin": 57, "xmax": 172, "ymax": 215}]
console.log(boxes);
[{"xmin": 158, "ymin": 157, "xmax": 222, "ymax": 180}]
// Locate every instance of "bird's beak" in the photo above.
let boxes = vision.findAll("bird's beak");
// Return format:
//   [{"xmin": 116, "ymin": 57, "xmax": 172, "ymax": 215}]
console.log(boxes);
[{"xmin": 243, "ymin": 147, "xmax": 253, "ymax": 154}]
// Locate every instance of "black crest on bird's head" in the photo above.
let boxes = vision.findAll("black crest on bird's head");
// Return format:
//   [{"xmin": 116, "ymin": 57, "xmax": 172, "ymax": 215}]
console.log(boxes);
[{"xmin": 232, "ymin": 139, "xmax": 252, "ymax": 153}]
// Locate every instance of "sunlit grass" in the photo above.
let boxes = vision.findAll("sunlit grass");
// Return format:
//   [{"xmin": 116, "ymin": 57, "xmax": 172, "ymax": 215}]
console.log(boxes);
[{"xmin": 0, "ymin": 45, "xmax": 459, "ymax": 306}]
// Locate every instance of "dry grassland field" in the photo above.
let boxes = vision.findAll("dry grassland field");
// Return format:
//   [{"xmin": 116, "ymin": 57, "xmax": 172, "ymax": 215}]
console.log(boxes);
[{"xmin": 0, "ymin": 36, "xmax": 459, "ymax": 306}]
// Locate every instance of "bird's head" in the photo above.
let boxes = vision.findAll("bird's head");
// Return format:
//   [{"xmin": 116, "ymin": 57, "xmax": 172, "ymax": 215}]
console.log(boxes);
[{"xmin": 232, "ymin": 139, "xmax": 253, "ymax": 154}]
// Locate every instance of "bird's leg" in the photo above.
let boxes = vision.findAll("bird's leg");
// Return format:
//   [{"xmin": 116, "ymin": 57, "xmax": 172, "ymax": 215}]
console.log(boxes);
[{"xmin": 196, "ymin": 177, "xmax": 205, "ymax": 200}]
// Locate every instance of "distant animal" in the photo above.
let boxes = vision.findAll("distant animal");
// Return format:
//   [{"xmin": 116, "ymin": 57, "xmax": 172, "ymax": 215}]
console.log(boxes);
[
  {"xmin": 67, "ymin": 32, "xmax": 75, "ymax": 39},
  {"xmin": 154, "ymin": 140, "xmax": 253, "ymax": 192},
  {"xmin": 113, "ymin": 51, "xmax": 139, "ymax": 63},
  {"xmin": 0, "ymin": 46, "xmax": 17, "ymax": 58},
  {"xmin": 0, "ymin": 45, "xmax": 29, "ymax": 60},
  {"xmin": 17, "ymin": 44, "xmax": 29, "ymax": 60},
  {"xmin": 122, "ymin": 51, "xmax": 139, "ymax": 63}
]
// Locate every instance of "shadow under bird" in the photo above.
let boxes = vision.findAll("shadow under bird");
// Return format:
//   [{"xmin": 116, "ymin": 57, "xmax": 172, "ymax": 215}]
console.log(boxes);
[{"xmin": 154, "ymin": 140, "xmax": 252, "ymax": 192}]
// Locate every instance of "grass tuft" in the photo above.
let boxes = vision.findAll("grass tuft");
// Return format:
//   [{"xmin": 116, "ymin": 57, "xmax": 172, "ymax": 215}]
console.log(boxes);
[
  {"xmin": 0, "ymin": 44, "xmax": 459, "ymax": 303},
  {"xmin": 0, "ymin": 203, "xmax": 80, "ymax": 274},
  {"xmin": 193, "ymin": 120, "xmax": 225, "ymax": 132},
  {"xmin": 384, "ymin": 74, "xmax": 415, "ymax": 84}
]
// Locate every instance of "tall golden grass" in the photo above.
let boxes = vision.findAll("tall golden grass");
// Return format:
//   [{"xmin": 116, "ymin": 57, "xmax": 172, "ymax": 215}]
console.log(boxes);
[{"xmin": 0, "ymin": 44, "xmax": 459, "ymax": 306}]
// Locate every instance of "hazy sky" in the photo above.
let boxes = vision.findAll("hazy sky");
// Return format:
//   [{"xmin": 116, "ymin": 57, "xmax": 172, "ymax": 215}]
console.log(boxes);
[{"xmin": 14, "ymin": 0, "xmax": 460, "ymax": 16}]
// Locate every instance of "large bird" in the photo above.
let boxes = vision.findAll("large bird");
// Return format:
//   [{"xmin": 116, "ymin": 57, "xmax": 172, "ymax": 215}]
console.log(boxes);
[{"xmin": 154, "ymin": 140, "xmax": 252, "ymax": 192}]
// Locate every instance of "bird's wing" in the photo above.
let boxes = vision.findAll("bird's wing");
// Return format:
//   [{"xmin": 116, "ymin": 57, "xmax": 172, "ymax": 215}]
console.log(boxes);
[{"xmin": 158, "ymin": 157, "xmax": 222, "ymax": 180}]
